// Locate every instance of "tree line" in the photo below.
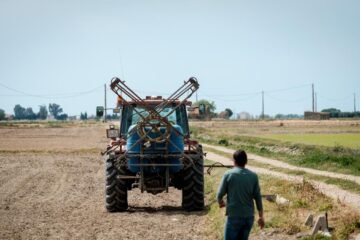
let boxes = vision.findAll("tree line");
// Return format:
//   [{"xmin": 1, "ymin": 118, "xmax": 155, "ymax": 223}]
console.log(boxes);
[
  {"xmin": 322, "ymin": 108, "xmax": 360, "ymax": 118},
  {"xmin": 0, "ymin": 104, "xmax": 97, "ymax": 121},
  {"xmin": 193, "ymin": 99, "xmax": 359, "ymax": 119},
  {"xmin": 1, "ymin": 99, "xmax": 358, "ymax": 121},
  {"xmin": 0, "ymin": 103, "xmax": 68, "ymax": 120}
]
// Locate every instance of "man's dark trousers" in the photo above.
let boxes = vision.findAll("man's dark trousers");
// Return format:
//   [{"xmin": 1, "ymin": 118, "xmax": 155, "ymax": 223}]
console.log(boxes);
[{"xmin": 224, "ymin": 216, "xmax": 254, "ymax": 240}]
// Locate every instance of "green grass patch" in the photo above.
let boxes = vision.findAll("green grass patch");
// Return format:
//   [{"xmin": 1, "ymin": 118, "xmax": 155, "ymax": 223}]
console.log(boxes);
[
  {"xmin": 261, "ymin": 134, "xmax": 360, "ymax": 149},
  {"xmin": 204, "ymin": 146, "xmax": 360, "ymax": 195},
  {"xmin": 204, "ymin": 161, "xmax": 226, "ymax": 239},
  {"xmin": 301, "ymin": 234, "xmax": 331, "ymax": 240},
  {"xmin": 193, "ymin": 126, "xmax": 360, "ymax": 176}
]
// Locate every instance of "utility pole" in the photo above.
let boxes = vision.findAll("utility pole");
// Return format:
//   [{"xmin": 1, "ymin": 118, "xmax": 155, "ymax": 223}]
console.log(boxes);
[
  {"xmin": 261, "ymin": 90, "xmax": 264, "ymax": 119},
  {"xmin": 196, "ymin": 91, "xmax": 198, "ymax": 102},
  {"xmin": 315, "ymin": 92, "xmax": 317, "ymax": 112},
  {"xmin": 104, "ymin": 84, "xmax": 107, "ymax": 122},
  {"xmin": 312, "ymin": 83, "xmax": 315, "ymax": 112},
  {"xmin": 354, "ymin": 93, "xmax": 357, "ymax": 113}
]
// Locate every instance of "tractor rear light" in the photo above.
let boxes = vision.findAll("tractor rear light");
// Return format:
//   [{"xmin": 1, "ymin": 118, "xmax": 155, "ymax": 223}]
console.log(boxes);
[
  {"xmin": 106, "ymin": 129, "xmax": 119, "ymax": 139},
  {"xmin": 185, "ymin": 139, "xmax": 198, "ymax": 145}
]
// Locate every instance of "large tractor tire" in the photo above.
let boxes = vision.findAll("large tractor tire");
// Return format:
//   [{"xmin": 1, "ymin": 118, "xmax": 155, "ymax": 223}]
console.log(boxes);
[
  {"xmin": 182, "ymin": 147, "xmax": 204, "ymax": 211},
  {"xmin": 105, "ymin": 157, "xmax": 128, "ymax": 212}
]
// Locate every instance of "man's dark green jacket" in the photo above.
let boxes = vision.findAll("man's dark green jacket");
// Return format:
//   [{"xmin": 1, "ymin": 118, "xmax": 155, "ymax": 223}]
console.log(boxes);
[{"xmin": 216, "ymin": 167, "xmax": 263, "ymax": 217}]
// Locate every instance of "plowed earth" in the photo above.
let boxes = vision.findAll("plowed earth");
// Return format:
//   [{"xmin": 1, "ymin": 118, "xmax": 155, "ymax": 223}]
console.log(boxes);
[{"xmin": 0, "ymin": 126, "xmax": 206, "ymax": 240}]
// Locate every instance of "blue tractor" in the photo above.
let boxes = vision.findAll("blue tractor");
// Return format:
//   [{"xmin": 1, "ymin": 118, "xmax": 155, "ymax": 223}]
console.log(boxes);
[{"xmin": 100, "ymin": 77, "xmax": 204, "ymax": 212}]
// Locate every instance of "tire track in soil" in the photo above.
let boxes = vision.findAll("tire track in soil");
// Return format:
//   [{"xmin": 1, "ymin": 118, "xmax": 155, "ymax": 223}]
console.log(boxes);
[
  {"xmin": 0, "ymin": 170, "xmax": 42, "ymax": 206},
  {"xmin": 0, "ymin": 153, "xmax": 209, "ymax": 240}
]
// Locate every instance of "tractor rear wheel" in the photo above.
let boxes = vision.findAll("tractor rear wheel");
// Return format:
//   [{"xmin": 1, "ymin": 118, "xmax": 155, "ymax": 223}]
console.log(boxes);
[
  {"xmin": 182, "ymin": 148, "xmax": 204, "ymax": 211},
  {"xmin": 193, "ymin": 154, "xmax": 205, "ymax": 210},
  {"xmin": 105, "ymin": 157, "xmax": 128, "ymax": 212}
]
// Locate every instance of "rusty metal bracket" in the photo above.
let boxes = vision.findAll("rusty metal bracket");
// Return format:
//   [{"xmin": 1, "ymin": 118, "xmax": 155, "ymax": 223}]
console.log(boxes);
[
  {"xmin": 109, "ymin": 76, "xmax": 200, "ymax": 166},
  {"xmin": 204, "ymin": 162, "xmax": 233, "ymax": 175}
]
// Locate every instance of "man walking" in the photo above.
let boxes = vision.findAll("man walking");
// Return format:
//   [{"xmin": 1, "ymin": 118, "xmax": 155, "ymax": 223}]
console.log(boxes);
[{"xmin": 217, "ymin": 150, "xmax": 264, "ymax": 240}]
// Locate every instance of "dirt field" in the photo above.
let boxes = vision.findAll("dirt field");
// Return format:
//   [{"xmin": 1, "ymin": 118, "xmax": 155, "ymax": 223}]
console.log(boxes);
[
  {"xmin": 1, "ymin": 121, "xmax": 359, "ymax": 239},
  {"xmin": 190, "ymin": 119, "xmax": 360, "ymax": 135},
  {"xmin": 0, "ymin": 125, "xmax": 207, "ymax": 240}
]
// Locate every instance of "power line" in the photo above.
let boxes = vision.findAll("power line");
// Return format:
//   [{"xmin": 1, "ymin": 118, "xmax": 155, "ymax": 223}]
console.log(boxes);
[
  {"xmin": 312, "ymin": 83, "xmax": 315, "ymax": 112},
  {"xmin": 261, "ymin": 90, "xmax": 264, "ymax": 119},
  {"xmin": 317, "ymin": 94, "xmax": 353, "ymax": 102},
  {"xmin": 200, "ymin": 91, "xmax": 261, "ymax": 97},
  {"xmin": 104, "ymin": 84, "xmax": 107, "ymax": 122},
  {"xmin": 266, "ymin": 83, "xmax": 312, "ymax": 94},
  {"xmin": 199, "ymin": 83, "xmax": 312, "ymax": 98},
  {"xmin": 0, "ymin": 82, "xmax": 45, "ymax": 98},
  {"xmin": 264, "ymin": 92, "xmax": 308, "ymax": 103},
  {"xmin": 0, "ymin": 82, "xmax": 103, "ymax": 99},
  {"xmin": 202, "ymin": 94, "xmax": 259, "ymax": 102},
  {"xmin": 107, "ymin": 86, "xmax": 171, "ymax": 96},
  {"xmin": 201, "ymin": 83, "xmax": 311, "ymax": 95},
  {"xmin": 106, "ymin": 81, "xmax": 311, "ymax": 101},
  {"xmin": 354, "ymin": 93, "xmax": 357, "ymax": 113}
]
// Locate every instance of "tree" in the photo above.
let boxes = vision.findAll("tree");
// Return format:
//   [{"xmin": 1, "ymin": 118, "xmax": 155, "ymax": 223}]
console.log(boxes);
[
  {"xmin": 37, "ymin": 105, "xmax": 48, "ymax": 120},
  {"xmin": 80, "ymin": 112, "xmax": 88, "ymax": 120},
  {"xmin": 321, "ymin": 108, "xmax": 341, "ymax": 113},
  {"xmin": 106, "ymin": 113, "xmax": 119, "ymax": 120},
  {"xmin": 49, "ymin": 103, "xmax": 63, "ymax": 118},
  {"xmin": 275, "ymin": 113, "xmax": 302, "ymax": 119},
  {"xmin": 14, "ymin": 104, "xmax": 26, "ymax": 119},
  {"xmin": 57, "ymin": 114, "xmax": 68, "ymax": 120},
  {"xmin": 0, "ymin": 109, "xmax": 5, "ymax": 120},
  {"xmin": 224, "ymin": 108, "xmax": 233, "ymax": 118},
  {"xmin": 24, "ymin": 107, "xmax": 36, "ymax": 120},
  {"xmin": 219, "ymin": 111, "xmax": 230, "ymax": 119},
  {"xmin": 193, "ymin": 99, "xmax": 216, "ymax": 113}
]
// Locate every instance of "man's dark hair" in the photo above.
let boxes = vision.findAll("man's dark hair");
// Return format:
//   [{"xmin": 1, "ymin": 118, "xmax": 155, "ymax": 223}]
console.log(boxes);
[{"xmin": 233, "ymin": 150, "xmax": 247, "ymax": 166}]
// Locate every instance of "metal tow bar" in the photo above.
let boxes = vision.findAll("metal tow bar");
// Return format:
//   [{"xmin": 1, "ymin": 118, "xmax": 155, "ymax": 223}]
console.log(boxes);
[{"xmin": 204, "ymin": 162, "xmax": 233, "ymax": 175}]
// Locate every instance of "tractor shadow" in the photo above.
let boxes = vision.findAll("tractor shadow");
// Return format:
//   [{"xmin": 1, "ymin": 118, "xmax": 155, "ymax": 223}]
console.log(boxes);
[{"xmin": 127, "ymin": 205, "xmax": 211, "ymax": 216}]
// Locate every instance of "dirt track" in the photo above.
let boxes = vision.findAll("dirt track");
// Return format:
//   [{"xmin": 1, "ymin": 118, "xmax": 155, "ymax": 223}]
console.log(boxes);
[
  {"xmin": 0, "ymin": 126, "xmax": 207, "ymax": 240},
  {"xmin": 205, "ymin": 151, "xmax": 360, "ymax": 212},
  {"xmin": 203, "ymin": 143, "xmax": 360, "ymax": 184}
]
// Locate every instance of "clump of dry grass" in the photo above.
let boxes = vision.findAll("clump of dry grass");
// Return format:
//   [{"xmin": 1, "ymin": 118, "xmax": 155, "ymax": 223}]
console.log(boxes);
[
  {"xmin": 330, "ymin": 209, "xmax": 360, "ymax": 239},
  {"xmin": 264, "ymin": 178, "xmax": 359, "ymax": 239}
]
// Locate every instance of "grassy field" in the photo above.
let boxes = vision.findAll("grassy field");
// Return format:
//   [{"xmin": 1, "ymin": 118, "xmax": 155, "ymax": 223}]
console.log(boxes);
[
  {"xmin": 204, "ymin": 146, "xmax": 360, "ymax": 195},
  {"xmin": 261, "ymin": 133, "xmax": 360, "ymax": 149},
  {"xmin": 197, "ymin": 120, "xmax": 360, "ymax": 238},
  {"xmin": 190, "ymin": 120, "xmax": 360, "ymax": 176},
  {"xmin": 204, "ymin": 160, "xmax": 360, "ymax": 240}
]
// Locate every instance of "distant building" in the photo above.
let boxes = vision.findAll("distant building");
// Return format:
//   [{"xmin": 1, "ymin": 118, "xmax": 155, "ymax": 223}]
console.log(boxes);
[
  {"xmin": 238, "ymin": 112, "xmax": 251, "ymax": 120},
  {"xmin": 5, "ymin": 114, "xmax": 14, "ymax": 120},
  {"xmin": 68, "ymin": 116, "xmax": 77, "ymax": 120},
  {"xmin": 188, "ymin": 105, "xmax": 212, "ymax": 120},
  {"xmin": 304, "ymin": 111, "xmax": 330, "ymax": 120}
]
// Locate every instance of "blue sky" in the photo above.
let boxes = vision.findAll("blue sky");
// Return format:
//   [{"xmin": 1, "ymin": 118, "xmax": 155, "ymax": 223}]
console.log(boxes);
[{"xmin": 0, "ymin": 0, "xmax": 359, "ymax": 116}]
